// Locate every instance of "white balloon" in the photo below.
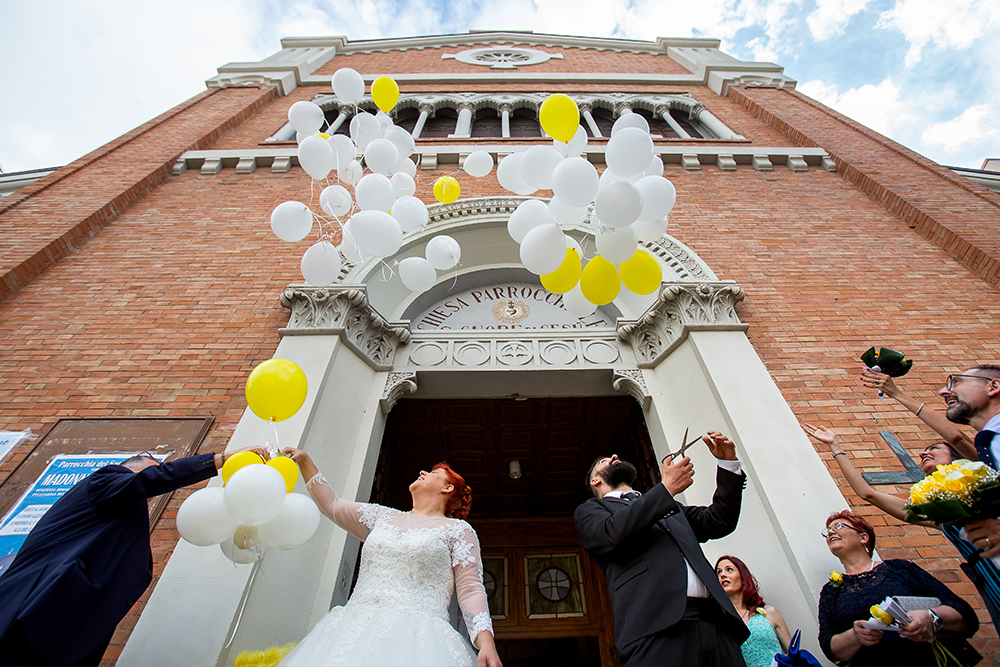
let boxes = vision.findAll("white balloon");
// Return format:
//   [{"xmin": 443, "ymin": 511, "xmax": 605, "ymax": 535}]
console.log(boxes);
[
  {"xmin": 391, "ymin": 172, "xmax": 416, "ymax": 198},
  {"xmin": 399, "ymin": 256, "xmax": 437, "ymax": 292},
  {"xmin": 350, "ymin": 210, "xmax": 402, "ymax": 258},
  {"xmin": 259, "ymin": 493, "xmax": 321, "ymax": 550},
  {"xmin": 270, "ymin": 201, "xmax": 312, "ymax": 242},
  {"xmin": 339, "ymin": 160, "xmax": 363, "ymax": 186},
  {"xmin": 288, "ymin": 101, "xmax": 325, "ymax": 134},
  {"xmin": 177, "ymin": 487, "xmax": 239, "ymax": 546},
  {"xmin": 596, "ymin": 226, "xmax": 638, "ymax": 264},
  {"xmin": 300, "ymin": 241, "xmax": 342, "ymax": 286},
  {"xmin": 553, "ymin": 139, "xmax": 572, "ymax": 159},
  {"xmin": 463, "ymin": 151, "xmax": 494, "ymax": 178},
  {"xmin": 548, "ymin": 197, "xmax": 589, "ymax": 226},
  {"xmin": 384, "ymin": 126, "xmax": 415, "ymax": 158},
  {"xmin": 595, "ymin": 180, "xmax": 643, "ymax": 228},
  {"xmin": 496, "ymin": 154, "xmax": 537, "ymax": 196},
  {"xmin": 319, "ymin": 185, "xmax": 353, "ymax": 218},
  {"xmin": 224, "ymin": 465, "xmax": 286, "ymax": 527},
  {"xmin": 338, "ymin": 222, "xmax": 364, "ymax": 263},
  {"xmin": 391, "ymin": 196, "xmax": 428, "ymax": 232},
  {"xmin": 611, "ymin": 111, "xmax": 649, "ymax": 136},
  {"xmin": 606, "ymin": 127, "xmax": 655, "ymax": 177},
  {"xmin": 350, "ymin": 112, "xmax": 381, "ymax": 151},
  {"xmin": 396, "ymin": 157, "xmax": 417, "ymax": 177},
  {"xmin": 363, "ymin": 138, "xmax": 399, "ymax": 176},
  {"xmin": 520, "ymin": 145, "xmax": 564, "ymax": 190},
  {"xmin": 295, "ymin": 131, "xmax": 309, "ymax": 144},
  {"xmin": 507, "ymin": 199, "xmax": 556, "ymax": 244},
  {"xmin": 332, "ymin": 67, "xmax": 364, "ymax": 104},
  {"xmin": 633, "ymin": 215, "xmax": 669, "ymax": 242},
  {"xmin": 634, "ymin": 176, "xmax": 677, "ymax": 221},
  {"xmin": 297, "ymin": 135, "xmax": 336, "ymax": 180},
  {"xmin": 355, "ymin": 173, "xmax": 395, "ymax": 212},
  {"xmin": 564, "ymin": 283, "xmax": 597, "ymax": 317},
  {"xmin": 425, "ymin": 235, "xmax": 462, "ymax": 270},
  {"xmin": 565, "ymin": 235, "xmax": 584, "ymax": 257},
  {"xmin": 599, "ymin": 167, "xmax": 641, "ymax": 188},
  {"xmin": 551, "ymin": 157, "xmax": 599, "ymax": 207},
  {"xmin": 330, "ymin": 134, "xmax": 356, "ymax": 170},
  {"xmin": 644, "ymin": 155, "xmax": 664, "ymax": 178},
  {"xmin": 520, "ymin": 224, "xmax": 567, "ymax": 275},
  {"xmin": 220, "ymin": 528, "xmax": 266, "ymax": 564},
  {"xmin": 375, "ymin": 110, "xmax": 394, "ymax": 131},
  {"xmin": 568, "ymin": 125, "xmax": 589, "ymax": 157}
]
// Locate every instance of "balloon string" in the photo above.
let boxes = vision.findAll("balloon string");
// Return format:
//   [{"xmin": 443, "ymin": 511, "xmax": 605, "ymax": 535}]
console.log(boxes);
[
  {"xmin": 448, "ymin": 260, "xmax": 462, "ymax": 293},
  {"xmin": 223, "ymin": 559, "xmax": 262, "ymax": 649},
  {"xmin": 380, "ymin": 261, "xmax": 396, "ymax": 282},
  {"xmin": 272, "ymin": 421, "xmax": 280, "ymax": 456}
]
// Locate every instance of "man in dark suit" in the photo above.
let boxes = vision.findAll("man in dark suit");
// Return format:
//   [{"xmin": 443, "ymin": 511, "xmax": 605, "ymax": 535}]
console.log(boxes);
[
  {"xmin": 574, "ymin": 431, "xmax": 749, "ymax": 667},
  {"xmin": 0, "ymin": 448, "xmax": 255, "ymax": 666}
]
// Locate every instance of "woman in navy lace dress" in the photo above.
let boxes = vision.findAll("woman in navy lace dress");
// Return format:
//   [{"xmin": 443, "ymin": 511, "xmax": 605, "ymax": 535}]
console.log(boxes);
[{"xmin": 817, "ymin": 511, "xmax": 978, "ymax": 666}]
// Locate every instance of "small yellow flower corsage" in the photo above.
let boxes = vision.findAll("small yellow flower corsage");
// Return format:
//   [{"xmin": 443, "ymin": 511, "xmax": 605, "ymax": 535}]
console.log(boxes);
[
  {"xmin": 756, "ymin": 606, "xmax": 767, "ymax": 617},
  {"xmin": 830, "ymin": 571, "xmax": 843, "ymax": 587}
]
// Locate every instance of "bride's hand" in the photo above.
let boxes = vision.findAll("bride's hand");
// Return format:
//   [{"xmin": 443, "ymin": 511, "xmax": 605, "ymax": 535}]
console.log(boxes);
[
  {"xmin": 477, "ymin": 632, "xmax": 502, "ymax": 667},
  {"xmin": 280, "ymin": 447, "xmax": 310, "ymax": 465}
]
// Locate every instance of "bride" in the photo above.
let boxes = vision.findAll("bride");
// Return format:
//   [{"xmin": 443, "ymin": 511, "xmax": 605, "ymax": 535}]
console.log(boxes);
[{"xmin": 277, "ymin": 447, "xmax": 502, "ymax": 667}]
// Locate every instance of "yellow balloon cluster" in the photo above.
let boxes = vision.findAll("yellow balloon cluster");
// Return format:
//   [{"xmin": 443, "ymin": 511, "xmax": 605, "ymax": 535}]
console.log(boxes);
[
  {"xmin": 371, "ymin": 76, "xmax": 399, "ymax": 112},
  {"xmin": 541, "ymin": 249, "xmax": 582, "ymax": 294},
  {"xmin": 267, "ymin": 456, "xmax": 300, "ymax": 492},
  {"xmin": 245, "ymin": 358, "xmax": 308, "ymax": 423},
  {"xmin": 539, "ymin": 94, "xmax": 580, "ymax": 143},
  {"xmin": 221, "ymin": 451, "xmax": 264, "ymax": 485},
  {"xmin": 433, "ymin": 176, "xmax": 461, "ymax": 204},
  {"xmin": 619, "ymin": 250, "xmax": 662, "ymax": 295},
  {"xmin": 220, "ymin": 451, "xmax": 299, "ymax": 493},
  {"xmin": 580, "ymin": 256, "xmax": 621, "ymax": 305}
]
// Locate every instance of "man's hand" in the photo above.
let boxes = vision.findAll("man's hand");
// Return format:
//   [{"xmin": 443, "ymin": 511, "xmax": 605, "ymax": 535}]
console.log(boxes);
[
  {"xmin": 661, "ymin": 455, "xmax": 694, "ymax": 495},
  {"xmin": 703, "ymin": 431, "xmax": 736, "ymax": 461},
  {"xmin": 965, "ymin": 518, "xmax": 1000, "ymax": 558},
  {"xmin": 214, "ymin": 445, "xmax": 269, "ymax": 469}
]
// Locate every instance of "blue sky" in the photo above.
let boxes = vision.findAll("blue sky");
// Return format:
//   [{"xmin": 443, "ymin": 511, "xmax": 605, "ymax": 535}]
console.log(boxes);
[{"xmin": 1, "ymin": 0, "xmax": 997, "ymax": 174}]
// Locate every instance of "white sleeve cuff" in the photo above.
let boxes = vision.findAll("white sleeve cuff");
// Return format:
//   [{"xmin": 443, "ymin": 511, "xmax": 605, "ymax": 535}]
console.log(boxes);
[{"xmin": 717, "ymin": 458, "xmax": 743, "ymax": 475}]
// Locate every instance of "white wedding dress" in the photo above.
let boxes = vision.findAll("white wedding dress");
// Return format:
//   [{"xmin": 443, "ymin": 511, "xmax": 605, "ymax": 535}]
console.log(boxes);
[{"xmin": 278, "ymin": 473, "xmax": 493, "ymax": 666}]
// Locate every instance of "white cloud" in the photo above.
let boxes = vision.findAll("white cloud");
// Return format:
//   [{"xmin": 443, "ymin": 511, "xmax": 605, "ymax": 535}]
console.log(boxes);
[
  {"xmin": 806, "ymin": 0, "xmax": 871, "ymax": 41},
  {"xmin": 877, "ymin": 0, "xmax": 1000, "ymax": 67},
  {"xmin": 798, "ymin": 76, "xmax": 910, "ymax": 137},
  {"xmin": 921, "ymin": 104, "xmax": 999, "ymax": 154}
]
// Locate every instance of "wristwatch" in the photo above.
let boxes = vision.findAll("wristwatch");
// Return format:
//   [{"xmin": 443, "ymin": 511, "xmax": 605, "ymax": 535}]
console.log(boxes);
[{"xmin": 928, "ymin": 608, "xmax": 944, "ymax": 634}]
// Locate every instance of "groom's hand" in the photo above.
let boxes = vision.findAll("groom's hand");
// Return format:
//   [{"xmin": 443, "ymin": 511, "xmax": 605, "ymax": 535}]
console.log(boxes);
[
  {"xmin": 704, "ymin": 431, "xmax": 737, "ymax": 461},
  {"xmin": 661, "ymin": 455, "xmax": 694, "ymax": 495}
]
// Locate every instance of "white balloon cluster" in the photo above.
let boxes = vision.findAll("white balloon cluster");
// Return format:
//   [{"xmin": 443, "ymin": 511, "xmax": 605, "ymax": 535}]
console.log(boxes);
[{"xmin": 177, "ymin": 462, "xmax": 320, "ymax": 563}]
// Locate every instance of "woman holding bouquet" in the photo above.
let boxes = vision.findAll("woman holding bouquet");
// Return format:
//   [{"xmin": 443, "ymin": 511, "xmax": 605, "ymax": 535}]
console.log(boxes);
[{"xmin": 817, "ymin": 511, "xmax": 978, "ymax": 666}]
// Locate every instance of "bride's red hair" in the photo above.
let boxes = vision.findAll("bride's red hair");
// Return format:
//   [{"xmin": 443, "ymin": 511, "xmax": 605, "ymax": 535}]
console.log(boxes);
[{"xmin": 432, "ymin": 463, "xmax": 472, "ymax": 520}]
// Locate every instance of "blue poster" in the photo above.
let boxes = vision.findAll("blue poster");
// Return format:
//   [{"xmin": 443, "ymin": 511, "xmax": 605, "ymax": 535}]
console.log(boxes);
[{"xmin": 0, "ymin": 454, "xmax": 157, "ymax": 575}]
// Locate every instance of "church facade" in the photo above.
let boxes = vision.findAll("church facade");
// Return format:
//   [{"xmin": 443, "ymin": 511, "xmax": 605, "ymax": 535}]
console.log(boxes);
[{"xmin": 1, "ymin": 31, "xmax": 999, "ymax": 665}]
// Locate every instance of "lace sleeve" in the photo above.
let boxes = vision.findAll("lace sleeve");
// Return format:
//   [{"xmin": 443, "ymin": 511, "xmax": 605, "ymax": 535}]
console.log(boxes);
[
  {"xmin": 304, "ymin": 472, "xmax": 378, "ymax": 541},
  {"xmin": 450, "ymin": 521, "xmax": 493, "ymax": 648}
]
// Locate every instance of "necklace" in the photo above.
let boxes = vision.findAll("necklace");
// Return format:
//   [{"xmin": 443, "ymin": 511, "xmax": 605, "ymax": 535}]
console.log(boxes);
[{"xmin": 846, "ymin": 560, "xmax": 876, "ymax": 576}]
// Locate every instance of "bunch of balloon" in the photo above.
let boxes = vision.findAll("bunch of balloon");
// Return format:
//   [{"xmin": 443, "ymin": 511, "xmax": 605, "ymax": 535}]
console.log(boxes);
[
  {"xmin": 176, "ymin": 359, "xmax": 320, "ymax": 562},
  {"xmin": 496, "ymin": 93, "xmax": 670, "ymax": 316}
]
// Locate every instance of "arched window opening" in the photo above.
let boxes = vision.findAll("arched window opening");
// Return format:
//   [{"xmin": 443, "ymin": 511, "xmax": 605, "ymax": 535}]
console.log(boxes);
[
  {"xmin": 472, "ymin": 108, "xmax": 502, "ymax": 138},
  {"xmin": 633, "ymin": 108, "xmax": 672, "ymax": 138},
  {"xmin": 421, "ymin": 108, "xmax": 459, "ymax": 139},
  {"xmin": 670, "ymin": 109, "xmax": 704, "ymax": 139},
  {"xmin": 393, "ymin": 107, "xmax": 420, "ymax": 134},
  {"xmin": 509, "ymin": 108, "xmax": 542, "ymax": 138},
  {"xmin": 588, "ymin": 108, "xmax": 614, "ymax": 138}
]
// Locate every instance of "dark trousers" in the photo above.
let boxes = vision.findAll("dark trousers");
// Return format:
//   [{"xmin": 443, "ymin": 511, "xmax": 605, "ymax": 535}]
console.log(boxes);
[
  {"xmin": 619, "ymin": 598, "xmax": 747, "ymax": 667},
  {"xmin": 0, "ymin": 621, "xmax": 113, "ymax": 666}
]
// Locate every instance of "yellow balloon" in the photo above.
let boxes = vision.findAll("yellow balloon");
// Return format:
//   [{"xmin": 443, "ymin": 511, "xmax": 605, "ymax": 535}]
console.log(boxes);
[
  {"xmin": 371, "ymin": 76, "xmax": 400, "ymax": 112},
  {"xmin": 222, "ymin": 451, "xmax": 264, "ymax": 485},
  {"xmin": 619, "ymin": 249, "xmax": 663, "ymax": 295},
  {"xmin": 540, "ymin": 249, "xmax": 582, "ymax": 294},
  {"xmin": 539, "ymin": 94, "xmax": 580, "ymax": 144},
  {"xmin": 267, "ymin": 456, "xmax": 300, "ymax": 493},
  {"xmin": 580, "ymin": 255, "xmax": 621, "ymax": 305},
  {"xmin": 316, "ymin": 133, "xmax": 331, "ymax": 139},
  {"xmin": 245, "ymin": 358, "xmax": 308, "ymax": 422},
  {"xmin": 433, "ymin": 176, "xmax": 461, "ymax": 204}
]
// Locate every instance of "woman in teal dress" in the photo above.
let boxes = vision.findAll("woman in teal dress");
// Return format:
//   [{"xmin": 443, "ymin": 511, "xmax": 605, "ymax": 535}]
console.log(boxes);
[{"xmin": 716, "ymin": 555, "xmax": 791, "ymax": 667}]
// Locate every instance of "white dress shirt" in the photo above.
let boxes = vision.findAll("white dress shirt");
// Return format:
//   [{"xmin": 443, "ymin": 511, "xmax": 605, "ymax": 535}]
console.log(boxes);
[
  {"xmin": 603, "ymin": 458, "xmax": 743, "ymax": 598},
  {"xmin": 983, "ymin": 413, "xmax": 1000, "ymax": 465}
]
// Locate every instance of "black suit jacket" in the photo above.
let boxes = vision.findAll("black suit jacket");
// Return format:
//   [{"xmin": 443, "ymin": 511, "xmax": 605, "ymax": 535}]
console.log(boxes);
[
  {"xmin": 0, "ymin": 454, "xmax": 217, "ymax": 664},
  {"xmin": 574, "ymin": 466, "xmax": 749, "ymax": 651}
]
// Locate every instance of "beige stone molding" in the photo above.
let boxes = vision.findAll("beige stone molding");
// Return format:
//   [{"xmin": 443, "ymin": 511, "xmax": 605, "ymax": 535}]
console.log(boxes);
[
  {"xmin": 381, "ymin": 371, "xmax": 418, "ymax": 413},
  {"xmin": 397, "ymin": 330, "xmax": 627, "ymax": 370},
  {"xmin": 612, "ymin": 368, "xmax": 651, "ymax": 409},
  {"xmin": 279, "ymin": 285, "xmax": 411, "ymax": 371},
  {"xmin": 617, "ymin": 282, "xmax": 748, "ymax": 368}
]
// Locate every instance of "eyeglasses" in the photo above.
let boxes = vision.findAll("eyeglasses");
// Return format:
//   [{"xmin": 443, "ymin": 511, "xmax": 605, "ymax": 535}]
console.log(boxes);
[
  {"xmin": 821, "ymin": 522, "xmax": 861, "ymax": 538},
  {"xmin": 945, "ymin": 374, "xmax": 992, "ymax": 391}
]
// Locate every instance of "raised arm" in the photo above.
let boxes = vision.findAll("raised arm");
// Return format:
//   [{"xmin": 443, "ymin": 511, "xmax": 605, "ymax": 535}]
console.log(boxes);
[
  {"xmin": 451, "ymin": 524, "xmax": 501, "ymax": 667},
  {"xmin": 860, "ymin": 369, "xmax": 976, "ymax": 459},
  {"xmin": 282, "ymin": 447, "xmax": 373, "ymax": 541}
]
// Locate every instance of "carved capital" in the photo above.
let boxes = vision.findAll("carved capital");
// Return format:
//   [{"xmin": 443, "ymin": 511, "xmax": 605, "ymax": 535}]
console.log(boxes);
[
  {"xmin": 279, "ymin": 285, "xmax": 411, "ymax": 371},
  {"xmin": 498, "ymin": 103, "xmax": 513, "ymax": 114},
  {"xmin": 614, "ymin": 102, "xmax": 633, "ymax": 116},
  {"xmin": 381, "ymin": 371, "xmax": 417, "ymax": 413},
  {"xmin": 612, "ymin": 369, "xmax": 651, "ymax": 410},
  {"xmin": 617, "ymin": 282, "xmax": 747, "ymax": 368},
  {"xmin": 578, "ymin": 103, "xmax": 593, "ymax": 114},
  {"xmin": 418, "ymin": 103, "xmax": 435, "ymax": 115},
  {"xmin": 338, "ymin": 104, "xmax": 354, "ymax": 116}
]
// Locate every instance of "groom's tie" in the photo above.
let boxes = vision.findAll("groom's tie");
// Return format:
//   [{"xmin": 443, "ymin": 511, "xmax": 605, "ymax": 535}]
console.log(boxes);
[{"xmin": 976, "ymin": 430, "xmax": 998, "ymax": 470}]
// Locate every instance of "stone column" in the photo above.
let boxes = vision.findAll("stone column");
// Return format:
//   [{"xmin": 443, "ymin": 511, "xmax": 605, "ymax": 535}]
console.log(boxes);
[
  {"xmin": 411, "ymin": 104, "xmax": 432, "ymax": 139},
  {"xmin": 499, "ymin": 103, "xmax": 512, "ymax": 138},
  {"xmin": 656, "ymin": 104, "xmax": 690, "ymax": 139},
  {"xmin": 326, "ymin": 105, "xmax": 353, "ymax": 134},
  {"xmin": 693, "ymin": 104, "xmax": 740, "ymax": 139},
  {"xmin": 452, "ymin": 104, "xmax": 473, "ymax": 138},
  {"xmin": 580, "ymin": 104, "xmax": 602, "ymax": 138}
]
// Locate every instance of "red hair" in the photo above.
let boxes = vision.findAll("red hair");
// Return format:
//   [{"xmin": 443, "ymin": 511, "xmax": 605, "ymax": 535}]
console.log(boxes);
[
  {"xmin": 716, "ymin": 555, "xmax": 765, "ymax": 610},
  {"xmin": 826, "ymin": 510, "xmax": 876, "ymax": 556},
  {"xmin": 432, "ymin": 463, "xmax": 472, "ymax": 520}
]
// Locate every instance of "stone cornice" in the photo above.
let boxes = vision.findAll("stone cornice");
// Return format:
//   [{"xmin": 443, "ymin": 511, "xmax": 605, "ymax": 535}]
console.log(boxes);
[
  {"xmin": 616, "ymin": 282, "xmax": 748, "ymax": 368},
  {"xmin": 279, "ymin": 285, "xmax": 411, "ymax": 371}
]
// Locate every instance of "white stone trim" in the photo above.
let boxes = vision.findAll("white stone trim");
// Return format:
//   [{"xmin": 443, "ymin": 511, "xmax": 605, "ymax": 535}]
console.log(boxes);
[{"xmin": 443, "ymin": 47, "xmax": 563, "ymax": 69}]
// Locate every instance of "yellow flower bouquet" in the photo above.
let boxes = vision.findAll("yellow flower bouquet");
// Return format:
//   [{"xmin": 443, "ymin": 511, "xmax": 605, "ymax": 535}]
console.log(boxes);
[{"xmin": 905, "ymin": 459, "xmax": 1000, "ymax": 525}]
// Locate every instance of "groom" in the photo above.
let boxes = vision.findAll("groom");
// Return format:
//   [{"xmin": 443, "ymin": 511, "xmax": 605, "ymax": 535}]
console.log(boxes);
[{"xmin": 574, "ymin": 431, "xmax": 749, "ymax": 667}]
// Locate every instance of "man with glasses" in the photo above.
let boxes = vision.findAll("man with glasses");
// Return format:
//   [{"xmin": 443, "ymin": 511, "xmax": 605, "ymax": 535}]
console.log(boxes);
[{"xmin": 0, "ymin": 446, "xmax": 266, "ymax": 666}]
